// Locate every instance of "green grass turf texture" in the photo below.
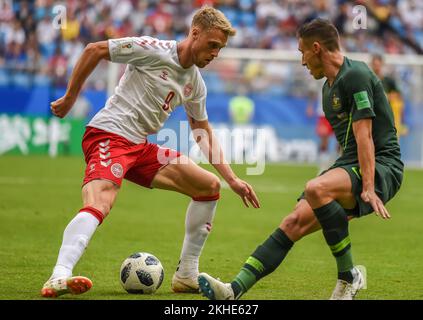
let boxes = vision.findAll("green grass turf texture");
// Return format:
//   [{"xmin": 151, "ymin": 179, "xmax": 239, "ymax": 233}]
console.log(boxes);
[{"xmin": 0, "ymin": 155, "xmax": 422, "ymax": 300}]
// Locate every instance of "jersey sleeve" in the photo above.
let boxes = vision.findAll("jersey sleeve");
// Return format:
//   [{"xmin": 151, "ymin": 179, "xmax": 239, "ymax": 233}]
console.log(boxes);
[
  {"xmin": 184, "ymin": 78, "xmax": 208, "ymax": 121},
  {"xmin": 343, "ymin": 69, "xmax": 376, "ymax": 122},
  {"xmin": 108, "ymin": 36, "xmax": 163, "ymax": 65}
]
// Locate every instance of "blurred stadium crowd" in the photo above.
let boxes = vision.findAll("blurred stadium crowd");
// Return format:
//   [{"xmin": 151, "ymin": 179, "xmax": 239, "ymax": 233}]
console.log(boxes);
[{"xmin": 0, "ymin": 0, "xmax": 422, "ymax": 92}]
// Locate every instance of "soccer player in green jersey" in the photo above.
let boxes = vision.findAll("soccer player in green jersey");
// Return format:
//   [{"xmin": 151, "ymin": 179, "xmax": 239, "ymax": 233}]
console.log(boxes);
[{"xmin": 198, "ymin": 18, "xmax": 404, "ymax": 300}]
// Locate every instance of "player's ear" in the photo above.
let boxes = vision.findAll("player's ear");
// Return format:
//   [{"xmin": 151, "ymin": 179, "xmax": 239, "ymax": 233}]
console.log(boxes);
[
  {"xmin": 191, "ymin": 26, "xmax": 201, "ymax": 40},
  {"xmin": 312, "ymin": 41, "xmax": 321, "ymax": 54}
]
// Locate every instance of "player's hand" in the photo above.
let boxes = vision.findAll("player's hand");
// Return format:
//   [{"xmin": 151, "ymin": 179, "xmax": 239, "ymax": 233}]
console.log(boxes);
[
  {"xmin": 50, "ymin": 95, "xmax": 75, "ymax": 118},
  {"xmin": 229, "ymin": 178, "xmax": 260, "ymax": 209},
  {"xmin": 361, "ymin": 190, "xmax": 390, "ymax": 219}
]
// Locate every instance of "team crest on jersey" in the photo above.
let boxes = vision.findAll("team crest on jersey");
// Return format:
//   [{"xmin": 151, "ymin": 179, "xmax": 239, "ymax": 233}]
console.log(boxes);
[
  {"xmin": 184, "ymin": 84, "xmax": 193, "ymax": 97},
  {"xmin": 111, "ymin": 163, "xmax": 123, "ymax": 178},
  {"xmin": 332, "ymin": 93, "xmax": 341, "ymax": 110},
  {"xmin": 117, "ymin": 40, "xmax": 134, "ymax": 55}
]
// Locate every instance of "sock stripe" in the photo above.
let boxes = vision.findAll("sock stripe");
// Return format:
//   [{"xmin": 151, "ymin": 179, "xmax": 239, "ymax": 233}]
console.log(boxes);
[
  {"xmin": 79, "ymin": 206, "xmax": 104, "ymax": 225},
  {"xmin": 192, "ymin": 194, "xmax": 220, "ymax": 202},
  {"xmin": 329, "ymin": 236, "xmax": 351, "ymax": 255},
  {"xmin": 234, "ymin": 268, "xmax": 256, "ymax": 292},
  {"xmin": 245, "ymin": 256, "xmax": 265, "ymax": 273},
  {"xmin": 243, "ymin": 263, "xmax": 261, "ymax": 278},
  {"xmin": 333, "ymin": 243, "xmax": 352, "ymax": 257}
]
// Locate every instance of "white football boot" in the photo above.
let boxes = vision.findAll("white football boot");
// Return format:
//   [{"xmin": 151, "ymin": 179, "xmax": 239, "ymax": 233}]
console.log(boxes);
[
  {"xmin": 171, "ymin": 273, "xmax": 199, "ymax": 293},
  {"xmin": 198, "ymin": 273, "xmax": 235, "ymax": 300},
  {"xmin": 330, "ymin": 265, "xmax": 367, "ymax": 300},
  {"xmin": 41, "ymin": 276, "xmax": 92, "ymax": 298}
]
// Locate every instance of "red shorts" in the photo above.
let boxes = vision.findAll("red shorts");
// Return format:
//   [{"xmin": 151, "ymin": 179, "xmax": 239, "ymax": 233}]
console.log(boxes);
[
  {"xmin": 316, "ymin": 116, "xmax": 334, "ymax": 137},
  {"xmin": 82, "ymin": 127, "xmax": 181, "ymax": 188}
]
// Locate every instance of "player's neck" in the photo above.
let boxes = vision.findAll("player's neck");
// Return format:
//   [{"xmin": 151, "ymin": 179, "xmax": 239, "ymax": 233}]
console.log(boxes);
[
  {"xmin": 177, "ymin": 39, "xmax": 194, "ymax": 69},
  {"xmin": 324, "ymin": 52, "xmax": 344, "ymax": 86}
]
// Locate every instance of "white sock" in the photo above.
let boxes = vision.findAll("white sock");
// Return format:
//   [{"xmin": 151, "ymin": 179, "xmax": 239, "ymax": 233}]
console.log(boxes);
[
  {"xmin": 176, "ymin": 200, "xmax": 217, "ymax": 278},
  {"xmin": 51, "ymin": 212, "xmax": 99, "ymax": 279}
]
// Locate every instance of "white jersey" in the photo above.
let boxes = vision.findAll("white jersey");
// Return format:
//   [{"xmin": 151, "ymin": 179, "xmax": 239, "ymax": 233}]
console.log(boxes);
[{"xmin": 88, "ymin": 36, "xmax": 208, "ymax": 144}]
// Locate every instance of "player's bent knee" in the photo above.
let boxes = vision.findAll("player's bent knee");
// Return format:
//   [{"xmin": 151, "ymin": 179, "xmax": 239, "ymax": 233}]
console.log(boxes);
[
  {"xmin": 192, "ymin": 175, "xmax": 221, "ymax": 200},
  {"xmin": 208, "ymin": 177, "xmax": 221, "ymax": 195},
  {"xmin": 304, "ymin": 179, "xmax": 326, "ymax": 202}
]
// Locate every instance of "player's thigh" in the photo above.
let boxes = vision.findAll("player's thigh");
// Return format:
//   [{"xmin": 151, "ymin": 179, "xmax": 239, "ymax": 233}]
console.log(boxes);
[
  {"xmin": 280, "ymin": 199, "xmax": 321, "ymax": 241},
  {"xmin": 82, "ymin": 179, "xmax": 120, "ymax": 216},
  {"xmin": 151, "ymin": 155, "xmax": 220, "ymax": 197},
  {"xmin": 306, "ymin": 167, "xmax": 356, "ymax": 209}
]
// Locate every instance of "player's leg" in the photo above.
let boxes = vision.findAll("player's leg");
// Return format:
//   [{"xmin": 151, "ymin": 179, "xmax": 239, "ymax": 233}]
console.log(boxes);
[
  {"xmin": 151, "ymin": 155, "xmax": 221, "ymax": 292},
  {"xmin": 41, "ymin": 180, "xmax": 119, "ymax": 298},
  {"xmin": 52, "ymin": 180, "xmax": 118, "ymax": 279},
  {"xmin": 42, "ymin": 128, "xmax": 128, "ymax": 298},
  {"xmin": 304, "ymin": 167, "xmax": 366, "ymax": 299},
  {"xmin": 198, "ymin": 199, "xmax": 320, "ymax": 299},
  {"xmin": 198, "ymin": 167, "xmax": 363, "ymax": 300}
]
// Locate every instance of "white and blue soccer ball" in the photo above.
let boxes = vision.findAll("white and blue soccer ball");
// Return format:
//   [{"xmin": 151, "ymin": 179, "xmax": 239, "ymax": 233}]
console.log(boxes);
[{"xmin": 120, "ymin": 252, "xmax": 164, "ymax": 294}]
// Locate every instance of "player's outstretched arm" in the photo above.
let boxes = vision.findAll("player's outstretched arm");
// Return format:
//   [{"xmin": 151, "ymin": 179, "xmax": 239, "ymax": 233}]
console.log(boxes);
[
  {"xmin": 189, "ymin": 117, "xmax": 260, "ymax": 208},
  {"xmin": 50, "ymin": 41, "xmax": 110, "ymax": 118}
]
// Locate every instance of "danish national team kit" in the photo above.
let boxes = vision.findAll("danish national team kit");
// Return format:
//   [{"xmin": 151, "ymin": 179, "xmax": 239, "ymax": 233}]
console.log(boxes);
[{"xmin": 83, "ymin": 37, "xmax": 208, "ymax": 188}]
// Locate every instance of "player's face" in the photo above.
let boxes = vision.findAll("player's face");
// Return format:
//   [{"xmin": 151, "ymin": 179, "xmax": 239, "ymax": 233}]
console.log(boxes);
[
  {"xmin": 191, "ymin": 27, "xmax": 228, "ymax": 68},
  {"xmin": 298, "ymin": 38, "xmax": 324, "ymax": 80}
]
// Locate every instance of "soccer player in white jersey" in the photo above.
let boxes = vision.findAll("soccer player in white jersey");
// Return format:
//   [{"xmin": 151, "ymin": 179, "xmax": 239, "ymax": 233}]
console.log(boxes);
[{"xmin": 41, "ymin": 6, "xmax": 260, "ymax": 298}]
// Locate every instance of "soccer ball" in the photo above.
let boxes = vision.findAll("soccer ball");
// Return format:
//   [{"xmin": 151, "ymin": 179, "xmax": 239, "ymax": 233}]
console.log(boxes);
[{"xmin": 120, "ymin": 252, "xmax": 164, "ymax": 294}]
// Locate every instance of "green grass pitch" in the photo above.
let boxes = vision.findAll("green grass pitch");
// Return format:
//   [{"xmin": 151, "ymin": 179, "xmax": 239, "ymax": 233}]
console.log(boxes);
[{"xmin": 0, "ymin": 155, "xmax": 422, "ymax": 300}]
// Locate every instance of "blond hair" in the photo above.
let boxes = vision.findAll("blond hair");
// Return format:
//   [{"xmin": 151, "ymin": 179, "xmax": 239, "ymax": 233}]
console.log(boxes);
[{"xmin": 191, "ymin": 6, "xmax": 236, "ymax": 37}]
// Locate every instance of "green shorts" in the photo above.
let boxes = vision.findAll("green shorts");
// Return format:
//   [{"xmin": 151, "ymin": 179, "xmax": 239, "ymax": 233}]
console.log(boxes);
[{"xmin": 298, "ymin": 161, "xmax": 403, "ymax": 217}]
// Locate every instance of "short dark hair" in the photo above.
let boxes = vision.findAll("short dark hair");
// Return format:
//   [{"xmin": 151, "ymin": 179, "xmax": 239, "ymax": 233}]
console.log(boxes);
[{"xmin": 297, "ymin": 18, "xmax": 340, "ymax": 52}]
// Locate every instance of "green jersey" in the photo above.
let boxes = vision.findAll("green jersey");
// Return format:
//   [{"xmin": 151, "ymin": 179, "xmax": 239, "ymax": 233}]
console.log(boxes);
[{"xmin": 322, "ymin": 57, "xmax": 403, "ymax": 170}]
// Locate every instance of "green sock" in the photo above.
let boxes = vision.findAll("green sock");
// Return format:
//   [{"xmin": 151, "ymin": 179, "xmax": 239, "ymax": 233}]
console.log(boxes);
[
  {"xmin": 231, "ymin": 228, "xmax": 293, "ymax": 299},
  {"xmin": 313, "ymin": 201, "xmax": 354, "ymax": 282}
]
